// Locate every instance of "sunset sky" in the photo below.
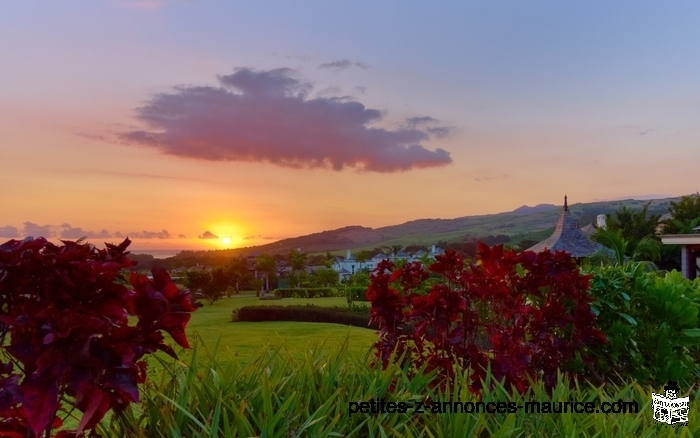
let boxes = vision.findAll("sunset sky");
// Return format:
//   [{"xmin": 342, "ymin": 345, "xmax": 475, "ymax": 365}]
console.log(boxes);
[{"xmin": 2, "ymin": 1, "xmax": 699, "ymax": 251}]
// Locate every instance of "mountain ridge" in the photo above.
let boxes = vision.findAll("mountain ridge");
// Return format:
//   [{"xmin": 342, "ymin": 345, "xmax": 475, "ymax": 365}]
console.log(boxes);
[{"xmin": 208, "ymin": 196, "xmax": 681, "ymax": 256}]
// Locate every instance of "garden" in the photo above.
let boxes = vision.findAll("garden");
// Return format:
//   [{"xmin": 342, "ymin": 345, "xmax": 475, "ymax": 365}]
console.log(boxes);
[{"xmin": 2, "ymin": 220, "xmax": 700, "ymax": 436}]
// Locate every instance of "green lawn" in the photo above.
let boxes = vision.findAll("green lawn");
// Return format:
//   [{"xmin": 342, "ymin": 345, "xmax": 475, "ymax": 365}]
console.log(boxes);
[{"xmin": 162, "ymin": 294, "xmax": 377, "ymax": 367}]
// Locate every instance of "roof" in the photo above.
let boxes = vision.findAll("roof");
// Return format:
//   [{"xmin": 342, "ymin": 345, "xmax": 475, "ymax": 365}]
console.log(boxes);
[
  {"xmin": 431, "ymin": 247, "xmax": 445, "ymax": 256},
  {"xmin": 660, "ymin": 234, "xmax": 700, "ymax": 245},
  {"xmin": 527, "ymin": 196, "xmax": 607, "ymax": 257},
  {"xmin": 579, "ymin": 223, "xmax": 596, "ymax": 238}
]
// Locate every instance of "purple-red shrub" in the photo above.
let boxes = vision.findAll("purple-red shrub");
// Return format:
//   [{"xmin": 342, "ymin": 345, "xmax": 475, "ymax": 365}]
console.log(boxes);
[
  {"xmin": 367, "ymin": 244, "xmax": 606, "ymax": 394},
  {"xmin": 0, "ymin": 237, "xmax": 195, "ymax": 437}
]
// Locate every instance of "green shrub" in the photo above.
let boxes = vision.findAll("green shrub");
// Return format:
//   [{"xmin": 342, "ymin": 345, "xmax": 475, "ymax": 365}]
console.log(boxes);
[
  {"xmin": 587, "ymin": 264, "xmax": 700, "ymax": 387},
  {"xmin": 232, "ymin": 304, "xmax": 376, "ymax": 329},
  {"xmin": 273, "ymin": 287, "xmax": 343, "ymax": 298},
  {"xmin": 345, "ymin": 286, "xmax": 369, "ymax": 302}
]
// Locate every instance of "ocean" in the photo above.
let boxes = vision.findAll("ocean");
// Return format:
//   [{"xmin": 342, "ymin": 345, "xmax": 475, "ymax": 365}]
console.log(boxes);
[{"xmin": 131, "ymin": 249, "xmax": 184, "ymax": 259}]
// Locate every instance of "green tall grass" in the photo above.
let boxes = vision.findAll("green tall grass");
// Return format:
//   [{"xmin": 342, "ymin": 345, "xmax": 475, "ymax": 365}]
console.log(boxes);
[{"xmin": 100, "ymin": 338, "xmax": 700, "ymax": 437}]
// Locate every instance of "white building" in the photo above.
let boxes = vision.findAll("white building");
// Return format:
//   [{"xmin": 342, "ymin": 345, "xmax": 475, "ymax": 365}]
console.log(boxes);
[{"xmin": 333, "ymin": 245, "xmax": 445, "ymax": 279}]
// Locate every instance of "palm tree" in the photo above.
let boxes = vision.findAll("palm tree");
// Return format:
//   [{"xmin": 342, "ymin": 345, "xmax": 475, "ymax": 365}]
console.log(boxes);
[
  {"xmin": 587, "ymin": 229, "xmax": 660, "ymax": 270},
  {"xmin": 321, "ymin": 252, "xmax": 335, "ymax": 269},
  {"xmin": 255, "ymin": 254, "xmax": 277, "ymax": 295},
  {"xmin": 667, "ymin": 217, "xmax": 700, "ymax": 234},
  {"xmin": 289, "ymin": 248, "xmax": 307, "ymax": 272},
  {"xmin": 354, "ymin": 250, "xmax": 371, "ymax": 272}
]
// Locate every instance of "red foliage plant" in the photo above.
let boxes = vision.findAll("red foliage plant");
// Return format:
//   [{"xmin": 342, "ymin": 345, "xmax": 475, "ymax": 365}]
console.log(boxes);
[
  {"xmin": 0, "ymin": 237, "xmax": 195, "ymax": 437},
  {"xmin": 367, "ymin": 244, "xmax": 606, "ymax": 395}
]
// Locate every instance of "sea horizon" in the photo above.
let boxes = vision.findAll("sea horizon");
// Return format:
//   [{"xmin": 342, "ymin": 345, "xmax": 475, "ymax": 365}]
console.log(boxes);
[{"xmin": 130, "ymin": 249, "xmax": 184, "ymax": 259}]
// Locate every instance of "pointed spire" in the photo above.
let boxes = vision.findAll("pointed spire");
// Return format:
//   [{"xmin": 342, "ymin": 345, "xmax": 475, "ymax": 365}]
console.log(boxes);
[{"xmin": 564, "ymin": 195, "xmax": 568, "ymax": 211}]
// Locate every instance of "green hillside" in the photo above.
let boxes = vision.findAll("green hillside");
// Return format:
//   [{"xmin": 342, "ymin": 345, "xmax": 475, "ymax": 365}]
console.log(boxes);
[{"xmin": 142, "ymin": 196, "xmax": 681, "ymax": 267}]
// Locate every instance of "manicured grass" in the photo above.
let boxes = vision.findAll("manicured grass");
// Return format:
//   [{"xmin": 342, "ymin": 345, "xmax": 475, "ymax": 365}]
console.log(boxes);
[{"xmin": 164, "ymin": 294, "xmax": 376, "ymax": 366}]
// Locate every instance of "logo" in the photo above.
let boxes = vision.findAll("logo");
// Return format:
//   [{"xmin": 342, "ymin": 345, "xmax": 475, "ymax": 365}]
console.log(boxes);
[{"xmin": 651, "ymin": 381, "xmax": 689, "ymax": 426}]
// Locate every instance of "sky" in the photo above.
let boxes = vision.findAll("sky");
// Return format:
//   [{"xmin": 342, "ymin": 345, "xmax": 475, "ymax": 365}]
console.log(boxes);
[{"xmin": 1, "ymin": 0, "xmax": 699, "ymax": 251}]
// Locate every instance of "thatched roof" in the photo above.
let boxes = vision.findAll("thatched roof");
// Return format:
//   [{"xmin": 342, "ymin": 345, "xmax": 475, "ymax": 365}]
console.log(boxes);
[{"xmin": 527, "ymin": 196, "xmax": 607, "ymax": 257}]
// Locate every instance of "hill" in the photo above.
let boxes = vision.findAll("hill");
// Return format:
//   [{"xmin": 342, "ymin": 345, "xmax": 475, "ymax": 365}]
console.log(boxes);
[{"xmin": 150, "ymin": 196, "xmax": 681, "ymax": 268}]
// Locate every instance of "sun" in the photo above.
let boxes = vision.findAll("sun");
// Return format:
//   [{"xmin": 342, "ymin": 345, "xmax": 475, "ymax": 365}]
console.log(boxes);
[{"xmin": 221, "ymin": 236, "xmax": 232, "ymax": 246}]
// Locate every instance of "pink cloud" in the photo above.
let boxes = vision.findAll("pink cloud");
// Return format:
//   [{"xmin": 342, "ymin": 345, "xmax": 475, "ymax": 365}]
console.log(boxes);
[
  {"xmin": 60, "ymin": 224, "xmax": 112, "ymax": 239},
  {"xmin": 128, "ymin": 230, "xmax": 172, "ymax": 239},
  {"xmin": 23, "ymin": 222, "xmax": 56, "ymax": 238},
  {"xmin": 119, "ymin": 68, "xmax": 452, "ymax": 172}
]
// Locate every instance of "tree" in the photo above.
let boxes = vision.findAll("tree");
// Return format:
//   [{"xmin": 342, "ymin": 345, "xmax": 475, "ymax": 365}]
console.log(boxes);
[
  {"xmin": 314, "ymin": 267, "xmax": 339, "ymax": 287},
  {"xmin": 587, "ymin": 228, "xmax": 660, "ymax": 270},
  {"xmin": 663, "ymin": 193, "xmax": 700, "ymax": 234},
  {"xmin": 249, "ymin": 278, "xmax": 265, "ymax": 295},
  {"xmin": 183, "ymin": 269, "xmax": 211, "ymax": 293},
  {"xmin": 321, "ymin": 252, "xmax": 335, "ymax": 269},
  {"xmin": 286, "ymin": 270, "xmax": 308, "ymax": 288},
  {"xmin": 203, "ymin": 266, "xmax": 231, "ymax": 305},
  {"xmin": 354, "ymin": 250, "xmax": 371, "ymax": 271},
  {"xmin": 226, "ymin": 256, "xmax": 251, "ymax": 294},
  {"xmin": 255, "ymin": 254, "xmax": 277, "ymax": 295},
  {"xmin": 288, "ymin": 248, "xmax": 307, "ymax": 272},
  {"xmin": 287, "ymin": 249, "xmax": 307, "ymax": 287},
  {"xmin": 600, "ymin": 202, "xmax": 661, "ymax": 243}
]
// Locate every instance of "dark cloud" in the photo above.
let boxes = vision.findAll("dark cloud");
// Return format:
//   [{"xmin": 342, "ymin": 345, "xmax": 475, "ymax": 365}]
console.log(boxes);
[
  {"xmin": 355, "ymin": 62, "xmax": 369, "ymax": 69},
  {"xmin": 114, "ymin": 231, "xmax": 125, "ymax": 238},
  {"xmin": 23, "ymin": 222, "xmax": 56, "ymax": 238},
  {"xmin": 318, "ymin": 59, "xmax": 352, "ymax": 70},
  {"xmin": 404, "ymin": 117, "xmax": 453, "ymax": 138},
  {"xmin": 427, "ymin": 126, "xmax": 452, "ymax": 138},
  {"xmin": 178, "ymin": 234, "xmax": 187, "ymax": 239},
  {"xmin": 59, "ymin": 224, "xmax": 111, "ymax": 239},
  {"xmin": 199, "ymin": 231, "xmax": 219, "ymax": 239},
  {"xmin": 0, "ymin": 225, "xmax": 20, "ymax": 238},
  {"xmin": 129, "ymin": 230, "xmax": 172, "ymax": 239},
  {"xmin": 352, "ymin": 86, "xmax": 366, "ymax": 94},
  {"xmin": 406, "ymin": 116, "xmax": 438, "ymax": 127},
  {"xmin": 119, "ymin": 68, "xmax": 452, "ymax": 172}
]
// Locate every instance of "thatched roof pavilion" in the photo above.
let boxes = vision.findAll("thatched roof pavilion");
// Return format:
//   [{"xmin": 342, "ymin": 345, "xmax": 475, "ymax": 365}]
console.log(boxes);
[{"xmin": 527, "ymin": 196, "xmax": 607, "ymax": 257}]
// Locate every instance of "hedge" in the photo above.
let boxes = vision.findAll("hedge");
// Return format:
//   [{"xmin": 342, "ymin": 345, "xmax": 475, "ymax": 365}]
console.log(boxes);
[
  {"xmin": 273, "ymin": 287, "xmax": 344, "ymax": 298},
  {"xmin": 345, "ymin": 286, "xmax": 369, "ymax": 302},
  {"xmin": 232, "ymin": 305, "xmax": 377, "ymax": 329}
]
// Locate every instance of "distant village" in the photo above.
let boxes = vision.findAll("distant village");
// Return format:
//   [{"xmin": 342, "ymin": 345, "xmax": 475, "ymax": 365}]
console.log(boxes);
[{"xmin": 132, "ymin": 195, "xmax": 700, "ymax": 289}]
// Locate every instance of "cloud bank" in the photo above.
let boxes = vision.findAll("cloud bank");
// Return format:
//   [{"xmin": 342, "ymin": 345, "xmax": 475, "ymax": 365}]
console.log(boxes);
[
  {"xmin": 60, "ymin": 223, "xmax": 111, "ymax": 239},
  {"xmin": 119, "ymin": 68, "xmax": 452, "ymax": 172},
  {"xmin": 0, "ymin": 224, "xmax": 179, "ymax": 241}
]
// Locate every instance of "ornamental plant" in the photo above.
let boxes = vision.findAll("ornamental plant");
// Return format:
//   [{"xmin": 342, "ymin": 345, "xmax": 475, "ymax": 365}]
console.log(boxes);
[
  {"xmin": 0, "ymin": 237, "xmax": 195, "ymax": 437},
  {"xmin": 367, "ymin": 244, "xmax": 606, "ymax": 394},
  {"xmin": 586, "ymin": 264, "xmax": 700, "ymax": 386}
]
